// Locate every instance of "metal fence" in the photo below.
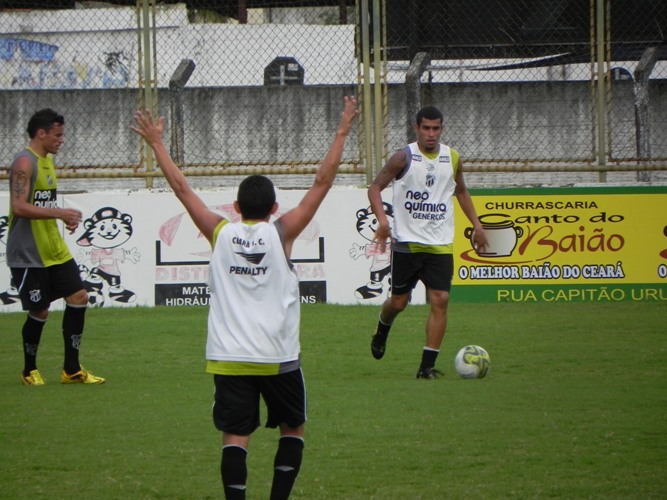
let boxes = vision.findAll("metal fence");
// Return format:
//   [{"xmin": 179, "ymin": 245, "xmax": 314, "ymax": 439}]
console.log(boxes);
[
  {"xmin": 0, "ymin": 0, "xmax": 666, "ymax": 187},
  {"xmin": 383, "ymin": 0, "xmax": 667, "ymax": 182}
]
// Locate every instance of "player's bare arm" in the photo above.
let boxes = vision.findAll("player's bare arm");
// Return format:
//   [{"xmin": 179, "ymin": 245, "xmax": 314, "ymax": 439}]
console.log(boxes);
[
  {"xmin": 279, "ymin": 96, "xmax": 357, "ymax": 250},
  {"xmin": 454, "ymin": 160, "xmax": 488, "ymax": 252},
  {"xmin": 131, "ymin": 109, "xmax": 224, "ymax": 243},
  {"xmin": 10, "ymin": 160, "xmax": 29, "ymax": 205},
  {"xmin": 368, "ymin": 149, "xmax": 407, "ymax": 252},
  {"xmin": 10, "ymin": 156, "xmax": 81, "ymax": 230}
]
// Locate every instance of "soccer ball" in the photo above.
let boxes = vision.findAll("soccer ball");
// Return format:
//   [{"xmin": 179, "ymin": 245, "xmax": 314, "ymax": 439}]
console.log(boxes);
[{"xmin": 454, "ymin": 345, "xmax": 490, "ymax": 379}]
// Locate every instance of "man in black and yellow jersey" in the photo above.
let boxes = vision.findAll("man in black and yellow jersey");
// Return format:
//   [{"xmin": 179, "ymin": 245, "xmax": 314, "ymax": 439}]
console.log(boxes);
[{"xmin": 7, "ymin": 108, "xmax": 105, "ymax": 386}]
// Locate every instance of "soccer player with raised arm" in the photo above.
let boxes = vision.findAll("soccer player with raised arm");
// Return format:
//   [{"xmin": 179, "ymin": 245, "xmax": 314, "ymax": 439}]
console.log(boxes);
[{"xmin": 131, "ymin": 96, "xmax": 357, "ymax": 499}]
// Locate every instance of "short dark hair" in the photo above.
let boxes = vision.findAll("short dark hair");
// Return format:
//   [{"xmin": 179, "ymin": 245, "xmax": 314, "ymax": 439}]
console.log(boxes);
[
  {"xmin": 237, "ymin": 175, "xmax": 276, "ymax": 219},
  {"xmin": 416, "ymin": 106, "xmax": 443, "ymax": 126},
  {"xmin": 27, "ymin": 108, "xmax": 64, "ymax": 138}
]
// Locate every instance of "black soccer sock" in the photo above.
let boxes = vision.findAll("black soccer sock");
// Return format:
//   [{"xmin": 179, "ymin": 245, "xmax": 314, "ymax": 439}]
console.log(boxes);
[
  {"xmin": 419, "ymin": 347, "xmax": 439, "ymax": 370},
  {"xmin": 22, "ymin": 314, "xmax": 46, "ymax": 375},
  {"xmin": 221, "ymin": 445, "xmax": 247, "ymax": 500},
  {"xmin": 376, "ymin": 314, "xmax": 393, "ymax": 336},
  {"xmin": 270, "ymin": 436, "xmax": 304, "ymax": 500},
  {"xmin": 62, "ymin": 304, "xmax": 86, "ymax": 374}
]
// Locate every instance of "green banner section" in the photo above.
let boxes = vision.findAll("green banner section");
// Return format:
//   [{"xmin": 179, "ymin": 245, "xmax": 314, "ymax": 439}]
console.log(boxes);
[{"xmin": 452, "ymin": 283, "xmax": 667, "ymax": 303}]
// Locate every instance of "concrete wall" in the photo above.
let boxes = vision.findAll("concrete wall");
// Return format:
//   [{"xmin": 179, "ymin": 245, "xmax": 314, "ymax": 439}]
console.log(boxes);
[
  {"xmin": 388, "ymin": 80, "xmax": 667, "ymax": 162},
  {"xmin": 1, "ymin": 81, "xmax": 666, "ymax": 189}
]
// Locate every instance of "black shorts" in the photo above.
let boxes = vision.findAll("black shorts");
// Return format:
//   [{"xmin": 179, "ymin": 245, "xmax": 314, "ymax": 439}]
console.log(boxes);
[
  {"xmin": 10, "ymin": 259, "xmax": 84, "ymax": 311},
  {"xmin": 390, "ymin": 251, "xmax": 454, "ymax": 295},
  {"xmin": 213, "ymin": 368, "xmax": 307, "ymax": 436}
]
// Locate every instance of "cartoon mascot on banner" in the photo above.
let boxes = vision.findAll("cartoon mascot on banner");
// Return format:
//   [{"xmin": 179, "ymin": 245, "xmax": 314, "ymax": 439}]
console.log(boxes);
[
  {"xmin": 349, "ymin": 202, "xmax": 393, "ymax": 300},
  {"xmin": 76, "ymin": 206, "xmax": 140, "ymax": 306}
]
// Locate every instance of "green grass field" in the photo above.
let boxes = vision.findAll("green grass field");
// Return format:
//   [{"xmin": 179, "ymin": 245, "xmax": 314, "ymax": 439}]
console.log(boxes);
[{"xmin": 1, "ymin": 302, "xmax": 665, "ymax": 499}]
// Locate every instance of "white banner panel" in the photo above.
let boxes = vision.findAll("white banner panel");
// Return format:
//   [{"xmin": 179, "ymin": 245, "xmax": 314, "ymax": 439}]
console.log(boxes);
[{"xmin": 0, "ymin": 188, "xmax": 426, "ymax": 312}]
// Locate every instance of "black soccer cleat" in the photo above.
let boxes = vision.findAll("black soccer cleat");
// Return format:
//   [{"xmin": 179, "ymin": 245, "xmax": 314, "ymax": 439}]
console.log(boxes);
[
  {"xmin": 416, "ymin": 367, "xmax": 444, "ymax": 380},
  {"xmin": 371, "ymin": 331, "xmax": 388, "ymax": 360}
]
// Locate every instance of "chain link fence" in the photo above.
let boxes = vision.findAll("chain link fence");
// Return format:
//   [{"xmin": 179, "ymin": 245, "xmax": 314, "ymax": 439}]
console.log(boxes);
[
  {"xmin": 382, "ymin": 0, "xmax": 667, "ymax": 173},
  {"xmin": 0, "ymin": 0, "xmax": 666, "ymax": 189},
  {"xmin": 0, "ymin": 1, "xmax": 361, "ymax": 190}
]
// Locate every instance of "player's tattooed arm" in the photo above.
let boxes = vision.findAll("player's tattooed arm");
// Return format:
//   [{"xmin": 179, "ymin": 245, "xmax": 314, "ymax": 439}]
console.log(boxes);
[
  {"xmin": 10, "ymin": 160, "xmax": 30, "ymax": 203},
  {"xmin": 367, "ymin": 149, "xmax": 407, "ymax": 252},
  {"xmin": 9, "ymin": 156, "xmax": 32, "ymax": 209},
  {"xmin": 9, "ymin": 159, "xmax": 40, "ymax": 219},
  {"xmin": 372, "ymin": 149, "xmax": 407, "ymax": 190}
]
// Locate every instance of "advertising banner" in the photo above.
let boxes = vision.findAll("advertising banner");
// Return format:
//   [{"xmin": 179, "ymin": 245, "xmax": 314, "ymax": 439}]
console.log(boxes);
[
  {"xmin": 0, "ymin": 185, "xmax": 665, "ymax": 312},
  {"xmin": 454, "ymin": 186, "xmax": 667, "ymax": 302},
  {"xmin": 0, "ymin": 188, "xmax": 423, "ymax": 311}
]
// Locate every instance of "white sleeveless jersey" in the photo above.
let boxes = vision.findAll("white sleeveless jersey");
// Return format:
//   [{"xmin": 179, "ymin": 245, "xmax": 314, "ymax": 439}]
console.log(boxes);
[
  {"xmin": 206, "ymin": 220, "xmax": 301, "ymax": 364},
  {"xmin": 392, "ymin": 143, "xmax": 457, "ymax": 246}
]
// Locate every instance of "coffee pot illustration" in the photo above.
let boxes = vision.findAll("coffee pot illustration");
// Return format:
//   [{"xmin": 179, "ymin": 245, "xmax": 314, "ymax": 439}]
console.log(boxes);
[{"xmin": 464, "ymin": 213, "xmax": 523, "ymax": 257}]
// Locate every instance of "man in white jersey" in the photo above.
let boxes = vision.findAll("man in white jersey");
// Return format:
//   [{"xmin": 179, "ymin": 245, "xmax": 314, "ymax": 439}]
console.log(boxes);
[
  {"xmin": 131, "ymin": 96, "xmax": 357, "ymax": 499},
  {"xmin": 367, "ymin": 106, "xmax": 488, "ymax": 379}
]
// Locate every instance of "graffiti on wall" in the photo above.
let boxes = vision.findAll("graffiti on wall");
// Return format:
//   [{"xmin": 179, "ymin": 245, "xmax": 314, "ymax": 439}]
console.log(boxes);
[{"xmin": 1, "ymin": 37, "xmax": 130, "ymax": 89}]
